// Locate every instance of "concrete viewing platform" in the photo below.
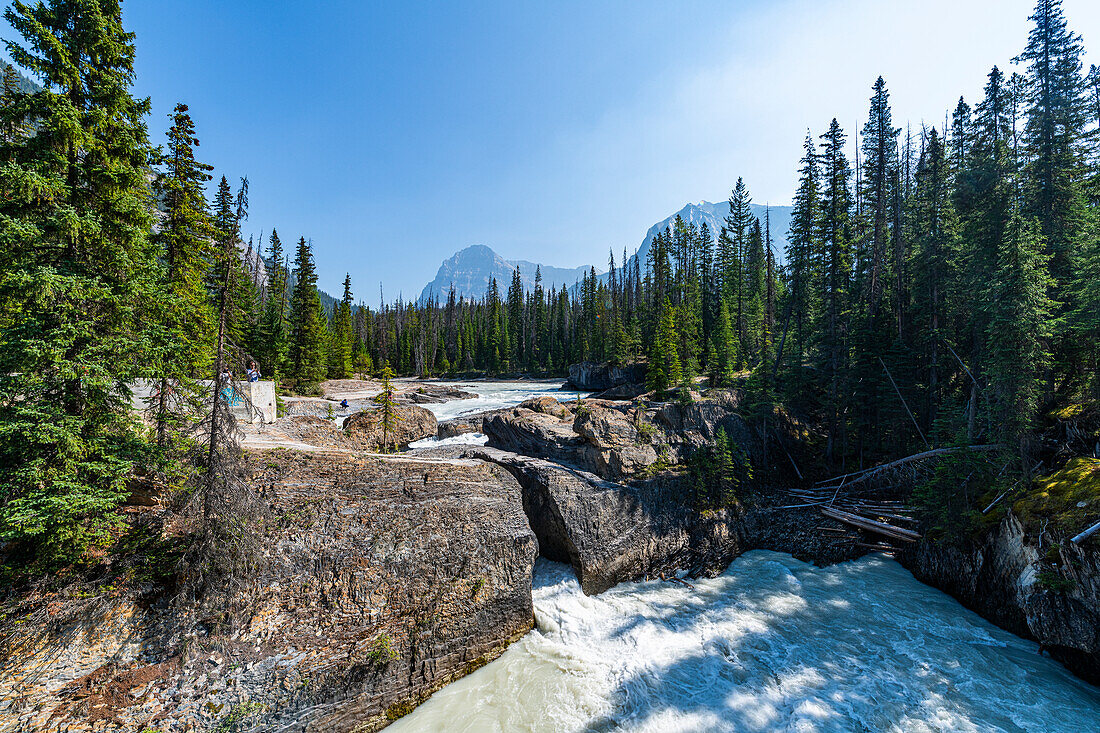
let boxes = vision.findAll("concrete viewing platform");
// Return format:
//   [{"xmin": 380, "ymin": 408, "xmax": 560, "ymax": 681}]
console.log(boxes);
[{"xmin": 130, "ymin": 379, "xmax": 277, "ymax": 425}]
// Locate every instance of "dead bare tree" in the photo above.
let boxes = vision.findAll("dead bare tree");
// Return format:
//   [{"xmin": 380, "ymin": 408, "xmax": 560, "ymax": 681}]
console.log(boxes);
[{"xmin": 176, "ymin": 205, "xmax": 267, "ymax": 615}]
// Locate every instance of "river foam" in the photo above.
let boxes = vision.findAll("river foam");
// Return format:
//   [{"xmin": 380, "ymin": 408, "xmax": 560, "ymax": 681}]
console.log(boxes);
[{"xmin": 388, "ymin": 551, "xmax": 1100, "ymax": 732}]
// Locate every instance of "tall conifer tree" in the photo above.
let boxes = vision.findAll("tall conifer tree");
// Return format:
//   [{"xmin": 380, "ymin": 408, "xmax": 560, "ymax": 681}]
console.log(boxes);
[{"xmin": 0, "ymin": 0, "xmax": 161, "ymax": 559}]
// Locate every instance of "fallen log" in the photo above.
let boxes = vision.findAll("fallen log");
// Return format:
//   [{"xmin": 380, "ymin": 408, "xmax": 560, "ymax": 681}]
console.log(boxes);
[
  {"xmin": 820, "ymin": 506, "xmax": 921, "ymax": 543},
  {"xmin": 1071, "ymin": 518, "xmax": 1100, "ymax": 545},
  {"xmin": 815, "ymin": 445, "xmax": 1004, "ymax": 490}
]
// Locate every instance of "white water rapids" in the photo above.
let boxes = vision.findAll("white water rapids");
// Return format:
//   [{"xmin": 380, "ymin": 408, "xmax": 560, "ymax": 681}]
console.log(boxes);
[
  {"xmin": 393, "ymin": 381, "xmax": 1100, "ymax": 731},
  {"xmin": 409, "ymin": 380, "xmax": 589, "ymax": 448},
  {"xmin": 389, "ymin": 552, "xmax": 1100, "ymax": 733}
]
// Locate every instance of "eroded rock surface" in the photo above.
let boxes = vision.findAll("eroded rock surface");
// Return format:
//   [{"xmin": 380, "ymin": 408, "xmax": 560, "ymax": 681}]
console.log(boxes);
[
  {"xmin": 0, "ymin": 452, "xmax": 537, "ymax": 732},
  {"xmin": 901, "ymin": 512, "xmax": 1100, "ymax": 683}
]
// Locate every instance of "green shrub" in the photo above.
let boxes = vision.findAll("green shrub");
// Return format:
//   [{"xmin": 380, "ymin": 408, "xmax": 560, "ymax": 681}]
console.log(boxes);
[
  {"xmin": 1037, "ymin": 568, "xmax": 1076, "ymax": 593},
  {"xmin": 636, "ymin": 422, "xmax": 657, "ymax": 444},
  {"xmin": 366, "ymin": 633, "xmax": 398, "ymax": 665}
]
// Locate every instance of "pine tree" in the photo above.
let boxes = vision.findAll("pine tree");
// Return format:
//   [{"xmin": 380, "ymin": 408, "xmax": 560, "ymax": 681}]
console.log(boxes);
[
  {"xmin": 722, "ymin": 178, "xmax": 754, "ymax": 362},
  {"xmin": 959, "ymin": 67, "xmax": 1020, "ymax": 441},
  {"xmin": 212, "ymin": 176, "xmax": 258, "ymax": 352},
  {"xmin": 377, "ymin": 362, "xmax": 399, "ymax": 453},
  {"xmin": 909, "ymin": 127, "xmax": 961, "ymax": 430},
  {"xmin": 288, "ymin": 237, "xmax": 326, "ymax": 387},
  {"xmin": 712, "ymin": 298, "xmax": 737, "ymax": 386},
  {"xmin": 328, "ymin": 274, "xmax": 354, "ymax": 378},
  {"xmin": 647, "ymin": 297, "xmax": 682, "ymax": 393},
  {"xmin": 532, "ymin": 267, "xmax": 546, "ymax": 370},
  {"xmin": 507, "ymin": 267, "xmax": 524, "ymax": 367},
  {"xmin": 744, "ymin": 218, "xmax": 766, "ymax": 362},
  {"xmin": 860, "ymin": 76, "xmax": 900, "ymax": 323},
  {"xmin": 1018, "ymin": 0, "xmax": 1089, "ymax": 289},
  {"xmin": 0, "ymin": 0, "xmax": 161, "ymax": 561},
  {"xmin": 816, "ymin": 119, "xmax": 855, "ymax": 461}
]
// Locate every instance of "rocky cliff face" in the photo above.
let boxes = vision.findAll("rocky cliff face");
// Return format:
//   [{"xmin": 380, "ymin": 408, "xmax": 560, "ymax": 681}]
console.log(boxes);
[
  {"xmin": 465, "ymin": 447, "xmax": 742, "ymax": 595},
  {"xmin": 566, "ymin": 361, "xmax": 646, "ymax": 391},
  {"xmin": 900, "ymin": 512, "xmax": 1100, "ymax": 683},
  {"xmin": 5, "ymin": 385, "xmax": 1100, "ymax": 732},
  {"xmin": 0, "ymin": 452, "xmax": 537, "ymax": 732}
]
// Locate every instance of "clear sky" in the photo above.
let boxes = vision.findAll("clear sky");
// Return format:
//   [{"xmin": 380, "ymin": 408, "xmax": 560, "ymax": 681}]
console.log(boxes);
[{"xmin": 3, "ymin": 0, "xmax": 1100, "ymax": 300}]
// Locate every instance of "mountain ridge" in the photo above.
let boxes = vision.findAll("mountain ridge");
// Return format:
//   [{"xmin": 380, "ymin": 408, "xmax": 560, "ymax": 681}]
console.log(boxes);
[{"xmin": 418, "ymin": 200, "xmax": 794, "ymax": 304}]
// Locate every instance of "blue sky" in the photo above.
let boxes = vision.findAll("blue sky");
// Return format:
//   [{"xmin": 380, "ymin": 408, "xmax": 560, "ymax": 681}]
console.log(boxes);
[{"xmin": 4, "ymin": 0, "xmax": 1099, "ymax": 299}]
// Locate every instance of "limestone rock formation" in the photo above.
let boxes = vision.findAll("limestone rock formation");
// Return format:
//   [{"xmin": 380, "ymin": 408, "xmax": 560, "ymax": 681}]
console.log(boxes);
[
  {"xmin": 480, "ymin": 406, "xmax": 585, "ymax": 459},
  {"xmin": 901, "ymin": 512, "xmax": 1100, "ymax": 684},
  {"xmin": 0, "ymin": 452, "xmax": 538, "ymax": 732},
  {"xmin": 566, "ymin": 361, "xmax": 646, "ymax": 391},
  {"xmin": 465, "ymin": 447, "xmax": 742, "ymax": 595}
]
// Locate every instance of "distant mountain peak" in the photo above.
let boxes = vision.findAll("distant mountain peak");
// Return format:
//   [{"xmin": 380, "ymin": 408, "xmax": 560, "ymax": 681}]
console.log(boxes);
[
  {"xmin": 418, "ymin": 200, "xmax": 793, "ymax": 304},
  {"xmin": 417, "ymin": 245, "xmax": 597, "ymax": 305}
]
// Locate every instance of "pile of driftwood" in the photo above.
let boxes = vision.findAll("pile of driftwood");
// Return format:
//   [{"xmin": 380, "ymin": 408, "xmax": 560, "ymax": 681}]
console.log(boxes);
[
  {"xmin": 786, "ymin": 485, "xmax": 919, "ymax": 548},
  {"xmin": 781, "ymin": 446, "xmax": 1006, "ymax": 549}
]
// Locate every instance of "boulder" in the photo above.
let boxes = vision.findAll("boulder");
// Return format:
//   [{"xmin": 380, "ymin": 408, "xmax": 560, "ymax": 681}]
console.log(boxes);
[
  {"xmin": 481, "ymin": 407, "xmax": 585, "ymax": 459},
  {"xmin": 573, "ymin": 405, "xmax": 658, "ymax": 480},
  {"xmin": 343, "ymin": 404, "xmax": 438, "ymax": 450},
  {"xmin": 519, "ymin": 395, "xmax": 572, "ymax": 417},
  {"xmin": 655, "ymin": 399, "xmax": 755, "ymax": 460},
  {"xmin": 437, "ymin": 419, "xmax": 481, "ymax": 439},
  {"xmin": 283, "ymin": 397, "xmax": 342, "ymax": 418},
  {"xmin": 278, "ymin": 414, "xmax": 348, "ymax": 449},
  {"xmin": 566, "ymin": 361, "xmax": 646, "ymax": 391}
]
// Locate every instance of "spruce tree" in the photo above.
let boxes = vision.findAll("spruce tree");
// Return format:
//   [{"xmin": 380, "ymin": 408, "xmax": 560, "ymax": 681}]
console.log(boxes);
[
  {"xmin": 212, "ymin": 176, "xmax": 258, "ymax": 352},
  {"xmin": 816, "ymin": 119, "xmax": 855, "ymax": 461},
  {"xmin": 288, "ymin": 236, "xmax": 326, "ymax": 387},
  {"xmin": 328, "ymin": 274, "xmax": 354, "ymax": 378},
  {"xmin": 909, "ymin": 127, "xmax": 961, "ymax": 430},
  {"xmin": 507, "ymin": 267, "xmax": 524, "ymax": 367},
  {"xmin": 786, "ymin": 130, "xmax": 820, "ymax": 368},
  {"xmin": 1018, "ymin": 0, "xmax": 1089, "ymax": 289},
  {"xmin": 712, "ymin": 296, "xmax": 737, "ymax": 386},
  {"xmin": 258, "ymin": 229, "xmax": 290, "ymax": 379},
  {"xmin": 722, "ymin": 178, "xmax": 754, "ymax": 362},
  {"xmin": 376, "ymin": 362, "xmax": 399, "ymax": 453},
  {"xmin": 985, "ymin": 209, "xmax": 1055, "ymax": 467},
  {"xmin": 860, "ymin": 76, "xmax": 900, "ymax": 322},
  {"xmin": 744, "ymin": 218, "xmax": 767, "ymax": 362},
  {"xmin": 150, "ymin": 103, "xmax": 216, "ymax": 450},
  {"xmin": 647, "ymin": 297, "xmax": 682, "ymax": 393},
  {"xmin": 0, "ymin": 0, "xmax": 161, "ymax": 561}
]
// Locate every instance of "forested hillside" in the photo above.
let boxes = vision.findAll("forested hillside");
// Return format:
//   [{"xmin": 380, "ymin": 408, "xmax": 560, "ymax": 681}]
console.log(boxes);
[{"xmin": 1, "ymin": 0, "xmax": 1098, "ymax": 568}]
